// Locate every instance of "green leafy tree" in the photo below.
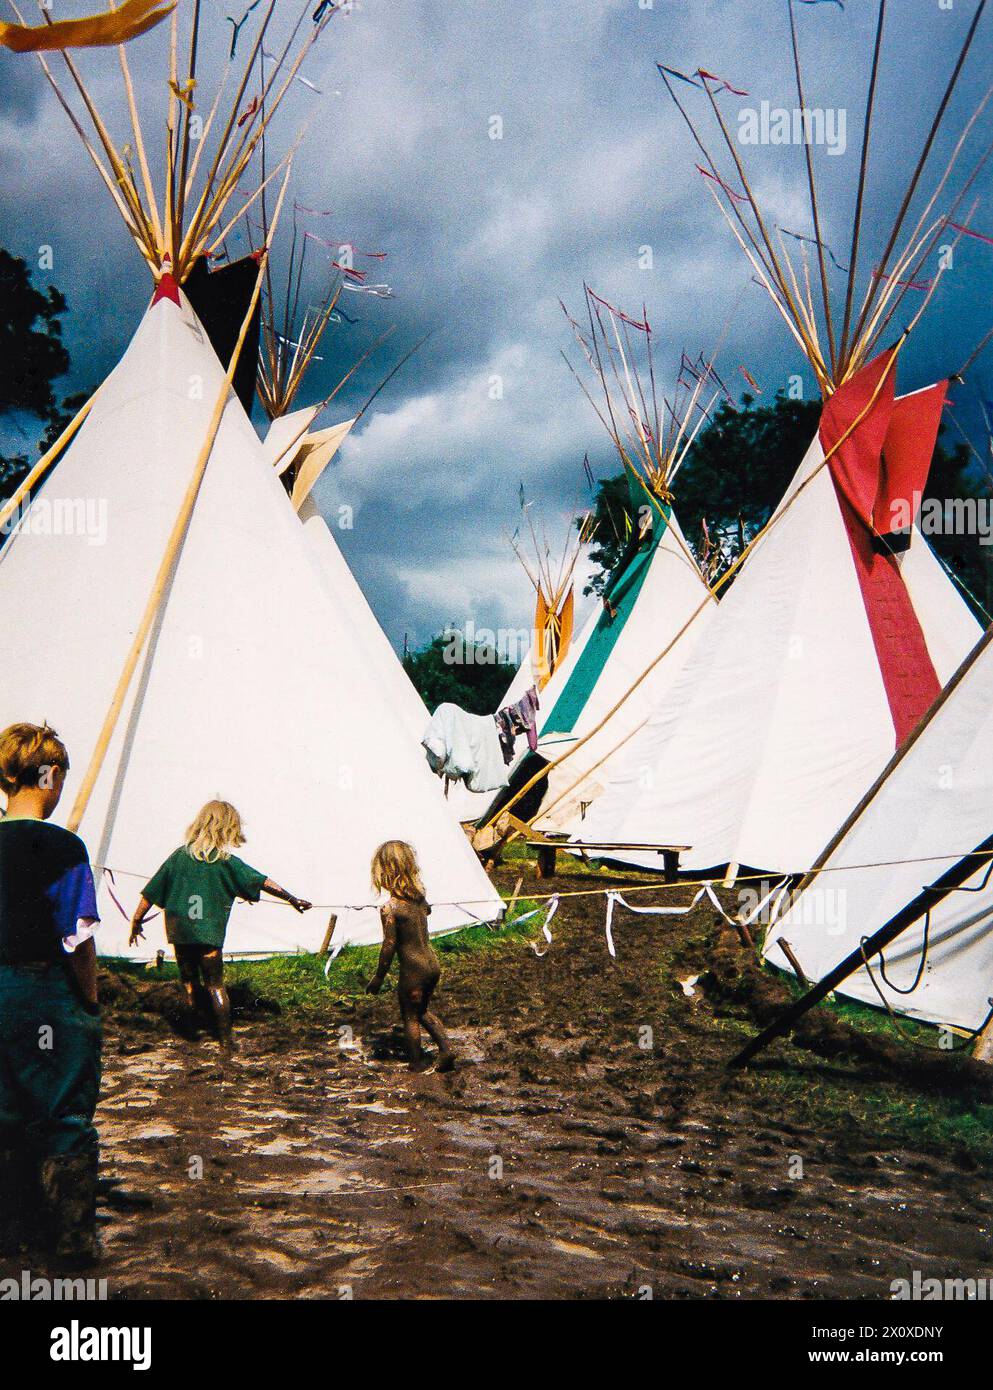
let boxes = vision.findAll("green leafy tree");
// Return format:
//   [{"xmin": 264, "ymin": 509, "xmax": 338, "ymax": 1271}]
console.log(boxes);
[
  {"xmin": 582, "ymin": 474, "xmax": 635, "ymax": 597},
  {"xmin": 0, "ymin": 248, "xmax": 72, "ymax": 503},
  {"xmin": 673, "ymin": 393, "xmax": 820, "ymax": 560},
  {"xmin": 403, "ymin": 632, "xmax": 519, "ymax": 715}
]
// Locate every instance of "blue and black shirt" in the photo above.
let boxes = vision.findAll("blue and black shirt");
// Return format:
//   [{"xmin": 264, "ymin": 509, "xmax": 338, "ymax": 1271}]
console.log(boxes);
[{"xmin": 0, "ymin": 819, "xmax": 99, "ymax": 966}]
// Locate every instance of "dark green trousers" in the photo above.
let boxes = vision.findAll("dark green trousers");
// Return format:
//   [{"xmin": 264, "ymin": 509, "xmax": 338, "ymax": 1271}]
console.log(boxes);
[{"xmin": 0, "ymin": 963, "xmax": 101, "ymax": 1158}]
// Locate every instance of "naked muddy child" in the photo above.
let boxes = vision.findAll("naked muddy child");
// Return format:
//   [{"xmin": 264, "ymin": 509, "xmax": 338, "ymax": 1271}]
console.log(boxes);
[
  {"xmin": 365, "ymin": 840, "xmax": 455, "ymax": 1073},
  {"xmin": 129, "ymin": 800, "xmax": 310, "ymax": 1050}
]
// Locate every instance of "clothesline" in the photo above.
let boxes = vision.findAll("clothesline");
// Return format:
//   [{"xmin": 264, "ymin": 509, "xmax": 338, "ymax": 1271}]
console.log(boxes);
[{"xmin": 95, "ymin": 846, "xmax": 993, "ymax": 916}]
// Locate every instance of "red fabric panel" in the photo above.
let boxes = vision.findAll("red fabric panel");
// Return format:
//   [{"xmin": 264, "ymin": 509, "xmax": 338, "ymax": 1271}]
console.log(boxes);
[
  {"xmin": 151, "ymin": 272, "xmax": 181, "ymax": 307},
  {"xmin": 819, "ymin": 352, "xmax": 895, "ymax": 527},
  {"xmin": 834, "ymin": 491, "xmax": 941, "ymax": 743},
  {"xmin": 874, "ymin": 381, "xmax": 948, "ymax": 535},
  {"xmin": 819, "ymin": 351, "xmax": 941, "ymax": 745}
]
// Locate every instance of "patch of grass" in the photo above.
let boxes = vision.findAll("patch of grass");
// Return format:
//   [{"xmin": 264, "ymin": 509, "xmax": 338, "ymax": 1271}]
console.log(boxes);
[
  {"xmin": 436, "ymin": 898, "xmax": 544, "ymax": 954},
  {"xmin": 750, "ymin": 1063, "xmax": 993, "ymax": 1164},
  {"xmin": 773, "ymin": 971, "xmax": 941, "ymax": 1049},
  {"xmin": 99, "ymin": 903, "xmax": 547, "ymax": 1016},
  {"xmin": 698, "ymin": 971, "xmax": 993, "ymax": 1162}
]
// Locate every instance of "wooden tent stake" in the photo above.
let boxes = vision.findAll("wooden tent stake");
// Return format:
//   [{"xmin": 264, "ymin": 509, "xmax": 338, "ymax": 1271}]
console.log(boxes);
[
  {"xmin": 320, "ymin": 914, "xmax": 338, "ymax": 955},
  {"xmin": 778, "ymin": 938, "xmax": 808, "ymax": 987},
  {"xmin": 66, "ymin": 162, "xmax": 293, "ymax": 835},
  {"xmin": 972, "ymin": 1011, "xmax": 993, "ymax": 1064}
]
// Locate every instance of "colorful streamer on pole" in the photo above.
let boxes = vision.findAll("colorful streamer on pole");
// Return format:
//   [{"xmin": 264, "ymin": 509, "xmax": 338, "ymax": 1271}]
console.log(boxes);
[
  {"xmin": 696, "ymin": 68, "xmax": 748, "ymax": 96},
  {"xmin": 779, "ymin": 226, "xmax": 850, "ymax": 273},
  {"xmin": 696, "ymin": 164, "xmax": 748, "ymax": 204},
  {"xmin": 946, "ymin": 220, "xmax": 993, "ymax": 248},
  {"xmin": 587, "ymin": 287, "xmax": 650, "ymax": 332},
  {"xmin": 656, "ymin": 63, "xmax": 703, "ymax": 89},
  {"xmin": 225, "ymin": 0, "xmax": 261, "ymax": 60}
]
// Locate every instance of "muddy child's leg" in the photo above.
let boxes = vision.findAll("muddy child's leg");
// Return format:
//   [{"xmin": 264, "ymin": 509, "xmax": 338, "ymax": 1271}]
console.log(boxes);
[
  {"xmin": 421, "ymin": 1011, "xmax": 455, "ymax": 1071},
  {"xmin": 399, "ymin": 988, "xmax": 427, "ymax": 1069},
  {"xmin": 200, "ymin": 949, "xmax": 232, "ymax": 1049},
  {"xmin": 418, "ymin": 974, "xmax": 455, "ymax": 1070},
  {"xmin": 175, "ymin": 945, "xmax": 210, "ymax": 1030}
]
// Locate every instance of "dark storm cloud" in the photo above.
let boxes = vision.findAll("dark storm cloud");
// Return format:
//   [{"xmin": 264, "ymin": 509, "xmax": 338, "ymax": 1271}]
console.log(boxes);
[
  {"xmin": 0, "ymin": 49, "xmax": 43, "ymax": 123},
  {"xmin": 2, "ymin": 0, "xmax": 991, "ymax": 648}
]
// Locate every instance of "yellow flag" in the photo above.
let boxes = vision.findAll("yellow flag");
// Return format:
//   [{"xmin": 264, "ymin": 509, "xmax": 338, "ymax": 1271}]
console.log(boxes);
[{"xmin": 0, "ymin": 0, "xmax": 175, "ymax": 53}]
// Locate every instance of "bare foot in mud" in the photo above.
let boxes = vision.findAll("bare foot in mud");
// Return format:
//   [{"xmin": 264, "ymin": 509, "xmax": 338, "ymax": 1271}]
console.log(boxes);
[
  {"xmin": 434, "ymin": 1052, "xmax": 456, "ymax": 1073},
  {"xmin": 408, "ymin": 1056, "xmax": 432, "ymax": 1073}
]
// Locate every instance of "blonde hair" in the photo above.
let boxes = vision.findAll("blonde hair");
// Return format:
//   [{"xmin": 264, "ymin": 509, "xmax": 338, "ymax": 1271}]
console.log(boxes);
[
  {"xmin": 371, "ymin": 840, "xmax": 425, "ymax": 902},
  {"xmin": 184, "ymin": 800, "xmax": 246, "ymax": 862},
  {"xmin": 0, "ymin": 722, "xmax": 69, "ymax": 795}
]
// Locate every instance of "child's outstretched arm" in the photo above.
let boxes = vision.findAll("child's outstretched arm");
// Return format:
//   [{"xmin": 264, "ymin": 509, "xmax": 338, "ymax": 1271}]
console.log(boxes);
[
  {"xmin": 262, "ymin": 878, "xmax": 312, "ymax": 914},
  {"xmin": 129, "ymin": 893, "xmax": 153, "ymax": 947},
  {"xmin": 366, "ymin": 906, "xmax": 397, "ymax": 994}
]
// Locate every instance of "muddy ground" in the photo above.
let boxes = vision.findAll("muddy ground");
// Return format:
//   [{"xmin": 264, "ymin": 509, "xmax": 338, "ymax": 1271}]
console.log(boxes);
[{"xmin": 7, "ymin": 859, "xmax": 993, "ymax": 1299}]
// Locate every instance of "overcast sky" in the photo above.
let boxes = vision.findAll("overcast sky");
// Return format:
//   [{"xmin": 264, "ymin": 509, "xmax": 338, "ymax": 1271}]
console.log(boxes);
[{"xmin": 2, "ymin": 0, "xmax": 991, "ymax": 652}]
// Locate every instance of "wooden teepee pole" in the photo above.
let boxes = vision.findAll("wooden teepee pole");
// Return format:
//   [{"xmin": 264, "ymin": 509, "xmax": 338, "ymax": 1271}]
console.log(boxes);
[
  {"xmin": 0, "ymin": 387, "xmax": 102, "ymax": 541},
  {"xmin": 65, "ymin": 160, "xmax": 293, "ymax": 835}
]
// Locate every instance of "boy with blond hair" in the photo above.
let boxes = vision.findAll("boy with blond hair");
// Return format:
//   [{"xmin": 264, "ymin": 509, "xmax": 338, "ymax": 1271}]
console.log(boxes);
[{"xmin": 0, "ymin": 722, "xmax": 102, "ymax": 1265}]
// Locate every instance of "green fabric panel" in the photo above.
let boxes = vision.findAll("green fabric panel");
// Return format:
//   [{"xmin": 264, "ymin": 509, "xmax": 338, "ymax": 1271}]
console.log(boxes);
[{"xmin": 541, "ymin": 496, "xmax": 671, "ymax": 736}]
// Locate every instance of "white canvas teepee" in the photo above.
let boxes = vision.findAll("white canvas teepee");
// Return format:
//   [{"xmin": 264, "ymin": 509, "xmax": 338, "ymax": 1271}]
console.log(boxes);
[
  {"xmin": 576, "ymin": 358, "xmax": 982, "ymax": 873},
  {"xmin": 448, "ymin": 493, "xmax": 715, "ymax": 843},
  {"xmin": 255, "ymin": 231, "xmax": 431, "ymax": 753},
  {"xmin": 297, "ymin": 491, "xmax": 430, "ymax": 747},
  {"xmin": 475, "ymin": 291, "xmax": 720, "ymax": 837},
  {"xmin": 579, "ymin": 8, "xmax": 992, "ymax": 874},
  {"xmin": 0, "ymin": 287, "xmax": 502, "ymax": 957},
  {"xmin": 763, "ymin": 624, "xmax": 993, "ymax": 1032},
  {"xmin": 530, "ymin": 505, "xmax": 715, "ymax": 834},
  {"xmin": 260, "ymin": 405, "xmax": 429, "ymax": 746}
]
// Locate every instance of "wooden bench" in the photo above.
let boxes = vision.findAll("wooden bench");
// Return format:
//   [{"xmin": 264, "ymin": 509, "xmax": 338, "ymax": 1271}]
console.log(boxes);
[{"xmin": 525, "ymin": 839, "xmax": 690, "ymax": 883}]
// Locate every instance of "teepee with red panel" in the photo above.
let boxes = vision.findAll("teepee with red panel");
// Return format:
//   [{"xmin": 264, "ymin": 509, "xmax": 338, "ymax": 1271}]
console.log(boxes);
[
  {"xmin": 577, "ymin": 350, "xmax": 981, "ymax": 873},
  {"xmin": 575, "ymin": 2, "xmax": 990, "ymax": 874}
]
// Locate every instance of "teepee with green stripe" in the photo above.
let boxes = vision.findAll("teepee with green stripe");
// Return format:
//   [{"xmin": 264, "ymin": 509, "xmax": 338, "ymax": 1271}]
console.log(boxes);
[{"xmin": 508, "ymin": 289, "xmax": 721, "ymax": 834}]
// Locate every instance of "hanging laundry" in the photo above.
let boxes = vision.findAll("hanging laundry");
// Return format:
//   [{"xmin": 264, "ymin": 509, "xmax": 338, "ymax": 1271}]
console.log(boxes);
[
  {"xmin": 494, "ymin": 687, "xmax": 540, "ymax": 765},
  {"xmin": 422, "ymin": 703, "xmax": 509, "ymax": 794}
]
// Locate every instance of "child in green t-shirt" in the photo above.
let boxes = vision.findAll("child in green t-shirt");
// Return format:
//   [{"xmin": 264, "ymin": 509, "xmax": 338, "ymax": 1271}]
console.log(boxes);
[{"xmin": 129, "ymin": 800, "xmax": 310, "ymax": 1049}]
